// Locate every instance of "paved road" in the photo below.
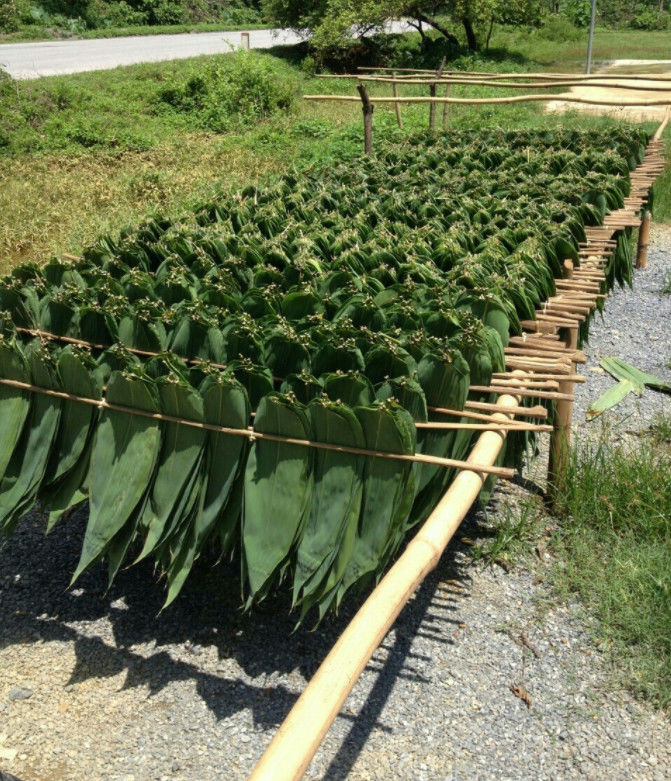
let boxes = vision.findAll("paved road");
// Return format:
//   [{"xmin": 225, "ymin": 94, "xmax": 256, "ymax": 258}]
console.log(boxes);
[{"xmin": 0, "ymin": 22, "xmax": 413, "ymax": 80}]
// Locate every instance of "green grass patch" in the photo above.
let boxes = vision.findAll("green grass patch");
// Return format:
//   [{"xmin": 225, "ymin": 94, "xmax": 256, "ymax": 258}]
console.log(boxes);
[
  {"xmin": 466, "ymin": 494, "xmax": 547, "ymax": 571},
  {"xmin": 553, "ymin": 419, "xmax": 671, "ymax": 709}
]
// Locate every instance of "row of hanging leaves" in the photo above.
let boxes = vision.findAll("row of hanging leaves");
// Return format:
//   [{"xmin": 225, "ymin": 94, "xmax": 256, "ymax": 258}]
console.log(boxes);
[{"xmin": 0, "ymin": 126, "xmax": 647, "ymax": 622}]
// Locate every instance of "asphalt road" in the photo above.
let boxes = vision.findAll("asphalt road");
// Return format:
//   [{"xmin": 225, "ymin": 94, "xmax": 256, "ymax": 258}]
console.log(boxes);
[{"xmin": 0, "ymin": 22, "xmax": 413, "ymax": 80}]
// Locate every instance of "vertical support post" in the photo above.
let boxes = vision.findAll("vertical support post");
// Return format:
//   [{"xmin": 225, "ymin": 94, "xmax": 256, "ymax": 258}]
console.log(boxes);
[
  {"xmin": 442, "ymin": 83, "xmax": 451, "ymax": 127},
  {"xmin": 429, "ymin": 57, "xmax": 446, "ymax": 131},
  {"xmin": 548, "ymin": 324, "xmax": 578, "ymax": 508},
  {"xmin": 392, "ymin": 77, "xmax": 403, "ymax": 129},
  {"xmin": 241, "ymin": 32, "xmax": 250, "ymax": 50},
  {"xmin": 636, "ymin": 210, "xmax": 651, "ymax": 269},
  {"xmin": 357, "ymin": 84, "xmax": 374, "ymax": 155},
  {"xmin": 586, "ymin": 0, "xmax": 597, "ymax": 74},
  {"xmin": 548, "ymin": 259, "xmax": 576, "ymax": 508}
]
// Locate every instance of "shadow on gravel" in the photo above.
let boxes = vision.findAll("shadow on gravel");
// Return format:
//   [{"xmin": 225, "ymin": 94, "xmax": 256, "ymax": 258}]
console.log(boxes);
[{"xmin": 0, "ymin": 503, "xmax": 477, "ymax": 737}]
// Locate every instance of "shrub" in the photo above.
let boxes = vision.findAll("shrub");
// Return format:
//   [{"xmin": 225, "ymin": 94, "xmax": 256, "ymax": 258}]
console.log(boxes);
[
  {"xmin": 538, "ymin": 13, "xmax": 582, "ymax": 41},
  {"xmin": 157, "ymin": 52, "xmax": 297, "ymax": 131},
  {"xmin": 0, "ymin": 0, "xmax": 20, "ymax": 31},
  {"xmin": 630, "ymin": 6, "xmax": 669, "ymax": 30}
]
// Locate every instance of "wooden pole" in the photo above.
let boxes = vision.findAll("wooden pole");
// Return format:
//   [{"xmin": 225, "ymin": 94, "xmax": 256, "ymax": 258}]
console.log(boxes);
[
  {"xmin": 241, "ymin": 32, "xmax": 250, "ymax": 50},
  {"xmin": 547, "ymin": 324, "xmax": 579, "ymax": 507},
  {"xmin": 304, "ymin": 94, "xmax": 671, "ymax": 108},
  {"xmin": 248, "ymin": 388, "xmax": 522, "ymax": 781},
  {"xmin": 357, "ymin": 84, "xmax": 374, "ymax": 155},
  {"xmin": 429, "ymin": 57, "xmax": 446, "ymax": 131},
  {"xmin": 636, "ymin": 210, "xmax": 651, "ymax": 269},
  {"xmin": 392, "ymin": 78, "xmax": 403, "ymax": 128}
]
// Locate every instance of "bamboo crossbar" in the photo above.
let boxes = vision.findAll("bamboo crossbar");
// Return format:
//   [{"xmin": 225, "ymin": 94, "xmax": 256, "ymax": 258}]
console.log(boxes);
[
  {"xmin": 427, "ymin": 405, "xmax": 547, "ymax": 423},
  {"xmin": 304, "ymin": 94, "xmax": 671, "ymax": 107},
  {"xmin": 417, "ymin": 421, "xmax": 552, "ymax": 433},
  {"xmin": 318, "ymin": 74, "xmax": 671, "ymax": 93},
  {"xmin": 469, "ymin": 384, "xmax": 574, "ymax": 401},
  {"xmin": 429, "ymin": 403, "xmax": 547, "ymax": 420},
  {"xmin": 0, "ymin": 376, "xmax": 515, "ymax": 478},
  {"xmin": 357, "ymin": 66, "xmax": 671, "ymax": 82},
  {"xmin": 16, "ymin": 326, "xmax": 230, "ymax": 371},
  {"xmin": 248, "ymin": 388, "xmax": 522, "ymax": 781}
]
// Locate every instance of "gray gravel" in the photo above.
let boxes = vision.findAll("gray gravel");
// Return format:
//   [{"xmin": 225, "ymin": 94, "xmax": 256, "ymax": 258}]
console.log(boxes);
[
  {"xmin": 572, "ymin": 223, "xmax": 671, "ymax": 430},
  {"xmin": 1, "ymin": 231, "xmax": 670, "ymax": 781}
]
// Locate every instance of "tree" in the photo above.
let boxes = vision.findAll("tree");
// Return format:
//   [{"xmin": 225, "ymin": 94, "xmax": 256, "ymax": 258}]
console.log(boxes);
[{"xmin": 262, "ymin": 0, "xmax": 540, "ymax": 53}]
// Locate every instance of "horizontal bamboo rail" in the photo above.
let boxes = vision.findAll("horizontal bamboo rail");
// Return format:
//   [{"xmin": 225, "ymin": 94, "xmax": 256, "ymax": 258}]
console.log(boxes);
[
  {"xmin": 317, "ymin": 74, "xmax": 671, "ymax": 93},
  {"xmin": 304, "ymin": 94, "xmax": 671, "ymax": 107},
  {"xmin": 0, "ymin": 377, "xmax": 515, "ymax": 478},
  {"xmin": 249, "ymin": 387, "xmax": 521, "ymax": 781},
  {"xmin": 357, "ymin": 66, "xmax": 671, "ymax": 82}
]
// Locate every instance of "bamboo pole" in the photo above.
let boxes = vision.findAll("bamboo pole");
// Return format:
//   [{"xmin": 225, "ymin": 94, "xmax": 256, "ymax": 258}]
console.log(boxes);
[
  {"xmin": 304, "ymin": 94, "xmax": 671, "ymax": 107},
  {"xmin": 464, "ymin": 400, "xmax": 546, "ymax": 417},
  {"xmin": 654, "ymin": 108, "xmax": 670, "ymax": 140},
  {"xmin": 248, "ymin": 388, "xmax": 521, "ymax": 781},
  {"xmin": 332, "ymin": 75, "xmax": 671, "ymax": 93},
  {"xmin": 356, "ymin": 66, "xmax": 671, "ymax": 82},
  {"xmin": 636, "ymin": 210, "xmax": 651, "ymax": 269},
  {"xmin": 431, "ymin": 402, "xmax": 547, "ymax": 419},
  {"xmin": 470, "ymin": 385, "xmax": 574, "ymax": 401}
]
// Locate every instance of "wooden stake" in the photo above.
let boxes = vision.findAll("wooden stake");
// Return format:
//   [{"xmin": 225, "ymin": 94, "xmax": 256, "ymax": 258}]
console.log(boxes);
[
  {"xmin": 547, "ymin": 325, "xmax": 579, "ymax": 506},
  {"xmin": 428, "ymin": 57, "xmax": 446, "ymax": 131},
  {"xmin": 241, "ymin": 32, "xmax": 250, "ymax": 50},
  {"xmin": 357, "ymin": 84, "xmax": 374, "ymax": 155},
  {"xmin": 636, "ymin": 210, "xmax": 651, "ymax": 269}
]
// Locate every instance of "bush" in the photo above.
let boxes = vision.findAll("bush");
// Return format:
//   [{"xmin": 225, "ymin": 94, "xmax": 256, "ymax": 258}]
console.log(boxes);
[
  {"xmin": 538, "ymin": 13, "xmax": 582, "ymax": 41},
  {"xmin": 157, "ymin": 51, "xmax": 297, "ymax": 131},
  {"xmin": 563, "ymin": 0, "xmax": 592, "ymax": 27},
  {"xmin": 0, "ymin": 0, "xmax": 20, "ymax": 31},
  {"xmin": 630, "ymin": 6, "xmax": 669, "ymax": 30}
]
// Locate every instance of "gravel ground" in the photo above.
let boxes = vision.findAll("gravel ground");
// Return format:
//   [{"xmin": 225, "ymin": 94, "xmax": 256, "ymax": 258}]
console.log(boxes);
[{"xmin": 1, "ymin": 230, "xmax": 670, "ymax": 781}]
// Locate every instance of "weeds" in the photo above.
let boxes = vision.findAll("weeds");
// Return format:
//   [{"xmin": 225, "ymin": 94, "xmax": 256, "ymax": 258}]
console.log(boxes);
[
  {"xmin": 467, "ymin": 494, "xmax": 546, "ymax": 570},
  {"xmin": 553, "ymin": 419, "xmax": 671, "ymax": 709}
]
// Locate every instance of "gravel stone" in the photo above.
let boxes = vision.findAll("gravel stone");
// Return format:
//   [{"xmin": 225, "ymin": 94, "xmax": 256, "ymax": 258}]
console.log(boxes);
[
  {"xmin": 7, "ymin": 688, "xmax": 32, "ymax": 702},
  {"xmin": 0, "ymin": 231, "xmax": 670, "ymax": 780}
]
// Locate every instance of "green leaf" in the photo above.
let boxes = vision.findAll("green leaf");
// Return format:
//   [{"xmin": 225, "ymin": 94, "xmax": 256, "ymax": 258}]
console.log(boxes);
[
  {"xmin": 74, "ymin": 372, "xmax": 161, "ymax": 581},
  {"xmin": 587, "ymin": 379, "xmax": 635, "ymax": 420},
  {"xmin": 243, "ymin": 393, "xmax": 313, "ymax": 601}
]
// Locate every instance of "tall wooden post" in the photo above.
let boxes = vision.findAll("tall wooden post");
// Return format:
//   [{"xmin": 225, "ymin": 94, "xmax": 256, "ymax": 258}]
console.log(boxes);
[
  {"xmin": 636, "ymin": 210, "xmax": 651, "ymax": 269},
  {"xmin": 429, "ymin": 57, "xmax": 446, "ymax": 131},
  {"xmin": 357, "ymin": 84, "xmax": 374, "ymax": 155},
  {"xmin": 548, "ymin": 260, "xmax": 577, "ymax": 507}
]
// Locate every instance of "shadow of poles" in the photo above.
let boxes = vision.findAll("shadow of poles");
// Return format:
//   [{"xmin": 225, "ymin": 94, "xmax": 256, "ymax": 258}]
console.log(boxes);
[{"xmin": 319, "ymin": 555, "xmax": 467, "ymax": 779}]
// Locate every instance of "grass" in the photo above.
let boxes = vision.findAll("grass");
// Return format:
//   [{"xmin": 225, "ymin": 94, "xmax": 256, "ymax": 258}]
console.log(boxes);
[
  {"xmin": 4, "ymin": 34, "xmax": 669, "ymax": 272},
  {"xmin": 467, "ymin": 494, "xmax": 547, "ymax": 571},
  {"xmin": 663, "ymin": 271, "xmax": 671, "ymax": 295},
  {"xmin": 552, "ymin": 418, "xmax": 671, "ymax": 709}
]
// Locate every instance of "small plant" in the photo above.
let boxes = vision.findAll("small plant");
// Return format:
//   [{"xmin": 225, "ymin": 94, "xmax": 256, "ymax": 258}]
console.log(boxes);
[
  {"xmin": 662, "ymin": 269, "xmax": 671, "ymax": 295},
  {"xmin": 468, "ymin": 495, "xmax": 546, "ymax": 570}
]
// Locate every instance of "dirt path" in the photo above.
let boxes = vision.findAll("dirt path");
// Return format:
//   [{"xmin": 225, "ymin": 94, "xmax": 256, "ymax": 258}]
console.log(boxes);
[{"xmin": 547, "ymin": 59, "xmax": 671, "ymax": 122}]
